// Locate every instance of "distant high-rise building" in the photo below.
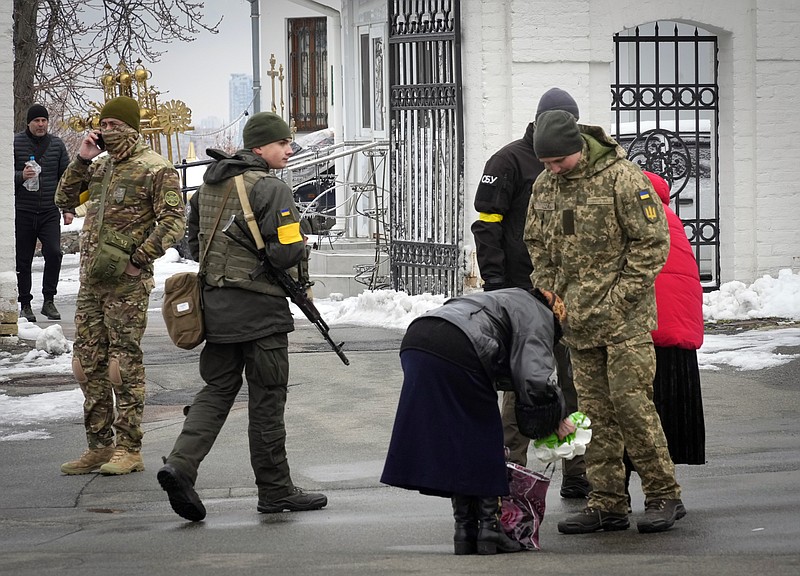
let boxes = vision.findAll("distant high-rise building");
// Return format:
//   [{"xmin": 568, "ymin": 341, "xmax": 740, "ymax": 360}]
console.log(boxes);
[
  {"xmin": 198, "ymin": 116, "xmax": 223, "ymax": 130},
  {"xmin": 229, "ymin": 73, "xmax": 253, "ymax": 142}
]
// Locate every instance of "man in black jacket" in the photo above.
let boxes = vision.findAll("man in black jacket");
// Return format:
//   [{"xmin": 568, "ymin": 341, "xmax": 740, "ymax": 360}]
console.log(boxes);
[
  {"xmin": 471, "ymin": 88, "xmax": 590, "ymax": 499},
  {"xmin": 13, "ymin": 104, "xmax": 71, "ymax": 321}
]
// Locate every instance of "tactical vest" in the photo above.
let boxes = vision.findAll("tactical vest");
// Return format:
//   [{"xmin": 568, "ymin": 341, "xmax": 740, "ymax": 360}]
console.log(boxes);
[{"xmin": 197, "ymin": 170, "xmax": 286, "ymax": 297}]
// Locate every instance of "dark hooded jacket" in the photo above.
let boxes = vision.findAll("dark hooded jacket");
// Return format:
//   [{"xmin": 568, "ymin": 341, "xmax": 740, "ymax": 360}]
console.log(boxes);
[
  {"xmin": 188, "ymin": 149, "xmax": 305, "ymax": 344},
  {"xmin": 471, "ymin": 123, "xmax": 541, "ymax": 289}
]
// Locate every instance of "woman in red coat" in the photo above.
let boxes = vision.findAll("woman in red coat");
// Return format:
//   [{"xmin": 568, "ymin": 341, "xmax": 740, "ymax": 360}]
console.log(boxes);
[
  {"xmin": 624, "ymin": 171, "xmax": 706, "ymax": 507},
  {"xmin": 645, "ymin": 171, "xmax": 706, "ymax": 465}
]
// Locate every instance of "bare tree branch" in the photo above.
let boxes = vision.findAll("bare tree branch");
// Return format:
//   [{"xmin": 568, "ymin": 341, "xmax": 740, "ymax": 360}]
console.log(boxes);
[{"xmin": 13, "ymin": 0, "xmax": 221, "ymax": 132}]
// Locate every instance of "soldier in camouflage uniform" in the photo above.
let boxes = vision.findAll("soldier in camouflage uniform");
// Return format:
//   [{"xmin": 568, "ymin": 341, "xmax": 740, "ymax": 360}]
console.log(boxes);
[
  {"xmin": 472, "ymin": 88, "xmax": 590, "ymax": 499},
  {"xmin": 524, "ymin": 110, "xmax": 685, "ymax": 534},
  {"xmin": 55, "ymin": 96, "xmax": 186, "ymax": 476}
]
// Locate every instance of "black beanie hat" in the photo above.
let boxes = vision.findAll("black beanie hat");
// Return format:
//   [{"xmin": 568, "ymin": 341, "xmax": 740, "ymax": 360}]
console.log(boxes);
[
  {"xmin": 100, "ymin": 96, "xmax": 141, "ymax": 132},
  {"xmin": 243, "ymin": 112, "xmax": 292, "ymax": 149},
  {"xmin": 27, "ymin": 104, "xmax": 49, "ymax": 123},
  {"xmin": 534, "ymin": 110, "xmax": 584, "ymax": 159},
  {"xmin": 536, "ymin": 88, "xmax": 580, "ymax": 120}
]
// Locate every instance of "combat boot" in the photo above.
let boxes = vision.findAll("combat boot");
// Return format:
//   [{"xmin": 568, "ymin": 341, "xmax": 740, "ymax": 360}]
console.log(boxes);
[
  {"xmin": 257, "ymin": 487, "xmax": 327, "ymax": 513},
  {"xmin": 637, "ymin": 498, "xmax": 686, "ymax": 533},
  {"xmin": 98, "ymin": 448, "xmax": 145, "ymax": 475},
  {"xmin": 60, "ymin": 445, "xmax": 115, "ymax": 475},
  {"xmin": 476, "ymin": 497, "xmax": 523, "ymax": 555},
  {"xmin": 560, "ymin": 473, "xmax": 591, "ymax": 499},
  {"xmin": 20, "ymin": 304, "xmax": 36, "ymax": 323},
  {"xmin": 451, "ymin": 495, "xmax": 478, "ymax": 555},
  {"xmin": 41, "ymin": 300, "xmax": 61, "ymax": 320},
  {"xmin": 558, "ymin": 507, "xmax": 630, "ymax": 534},
  {"xmin": 157, "ymin": 463, "xmax": 206, "ymax": 522}
]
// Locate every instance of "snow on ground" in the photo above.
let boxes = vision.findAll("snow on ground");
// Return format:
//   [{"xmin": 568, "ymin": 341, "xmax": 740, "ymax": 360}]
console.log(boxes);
[{"xmin": 3, "ymin": 225, "xmax": 800, "ymax": 439}]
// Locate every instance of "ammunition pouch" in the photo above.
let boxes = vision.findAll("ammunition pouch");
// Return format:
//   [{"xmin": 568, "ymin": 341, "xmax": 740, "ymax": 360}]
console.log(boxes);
[{"xmin": 89, "ymin": 228, "xmax": 137, "ymax": 281}]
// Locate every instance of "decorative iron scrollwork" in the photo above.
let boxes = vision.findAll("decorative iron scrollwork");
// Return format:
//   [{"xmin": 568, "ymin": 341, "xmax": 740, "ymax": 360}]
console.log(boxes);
[{"xmin": 626, "ymin": 129, "xmax": 692, "ymax": 198}]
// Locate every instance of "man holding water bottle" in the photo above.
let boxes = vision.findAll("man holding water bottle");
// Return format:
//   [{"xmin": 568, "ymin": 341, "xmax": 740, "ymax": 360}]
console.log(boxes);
[{"xmin": 13, "ymin": 104, "xmax": 71, "ymax": 322}]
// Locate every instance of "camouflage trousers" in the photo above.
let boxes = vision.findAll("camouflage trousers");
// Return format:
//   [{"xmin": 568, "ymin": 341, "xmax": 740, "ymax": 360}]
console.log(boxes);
[
  {"xmin": 501, "ymin": 343, "xmax": 586, "ymax": 478},
  {"xmin": 72, "ymin": 273, "xmax": 154, "ymax": 451},
  {"xmin": 571, "ymin": 335, "xmax": 680, "ymax": 514}
]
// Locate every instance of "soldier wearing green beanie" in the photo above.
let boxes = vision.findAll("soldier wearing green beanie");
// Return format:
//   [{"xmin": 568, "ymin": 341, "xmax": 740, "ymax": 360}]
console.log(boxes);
[
  {"xmin": 157, "ymin": 111, "xmax": 326, "ymax": 522},
  {"xmin": 525, "ymin": 108, "xmax": 685, "ymax": 536},
  {"xmin": 100, "ymin": 96, "xmax": 141, "ymax": 132},
  {"xmin": 242, "ymin": 112, "xmax": 292, "ymax": 149},
  {"xmin": 56, "ymin": 93, "xmax": 185, "ymax": 476}
]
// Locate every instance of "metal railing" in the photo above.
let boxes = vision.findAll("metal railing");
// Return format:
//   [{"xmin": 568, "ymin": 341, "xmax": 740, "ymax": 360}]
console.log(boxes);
[{"xmin": 175, "ymin": 139, "xmax": 391, "ymax": 290}]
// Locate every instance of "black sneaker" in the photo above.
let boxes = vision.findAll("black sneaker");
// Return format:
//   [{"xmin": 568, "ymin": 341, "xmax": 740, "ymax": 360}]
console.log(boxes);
[
  {"xmin": 20, "ymin": 305, "xmax": 36, "ymax": 323},
  {"xmin": 558, "ymin": 507, "xmax": 630, "ymax": 534},
  {"xmin": 157, "ymin": 463, "xmax": 206, "ymax": 522},
  {"xmin": 637, "ymin": 498, "xmax": 686, "ymax": 533},
  {"xmin": 41, "ymin": 300, "xmax": 61, "ymax": 320},
  {"xmin": 257, "ymin": 487, "xmax": 327, "ymax": 514},
  {"xmin": 560, "ymin": 474, "xmax": 591, "ymax": 499}
]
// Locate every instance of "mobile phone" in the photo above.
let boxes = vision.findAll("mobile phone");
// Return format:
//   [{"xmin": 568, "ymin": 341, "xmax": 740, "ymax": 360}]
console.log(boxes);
[{"xmin": 95, "ymin": 133, "xmax": 105, "ymax": 150}]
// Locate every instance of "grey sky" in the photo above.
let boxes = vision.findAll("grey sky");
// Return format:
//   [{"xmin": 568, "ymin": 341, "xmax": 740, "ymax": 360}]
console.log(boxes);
[{"xmin": 143, "ymin": 0, "xmax": 252, "ymax": 126}]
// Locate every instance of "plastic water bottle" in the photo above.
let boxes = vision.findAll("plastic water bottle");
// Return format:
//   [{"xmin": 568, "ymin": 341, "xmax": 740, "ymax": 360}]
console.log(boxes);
[{"xmin": 23, "ymin": 155, "xmax": 41, "ymax": 191}]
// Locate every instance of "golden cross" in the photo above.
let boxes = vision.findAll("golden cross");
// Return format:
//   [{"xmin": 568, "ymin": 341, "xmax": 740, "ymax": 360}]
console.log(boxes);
[{"xmin": 267, "ymin": 54, "xmax": 279, "ymax": 113}]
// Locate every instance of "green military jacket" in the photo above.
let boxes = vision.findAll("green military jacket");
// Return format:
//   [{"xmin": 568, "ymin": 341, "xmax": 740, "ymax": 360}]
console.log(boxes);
[
  {"xmin": 55, "ymin": 140, "xmax": 186, "ymax": 284},
  {"xmin": 524, "ymin": 124, "xmax": 670, "ymax": 349},
  {"xmin": 196, "ymin": 168, "xmax": 302, "ymax": 297},
  {"xmin": 187, "ymin": 149, "xmax": 305, "ymax": 343}
]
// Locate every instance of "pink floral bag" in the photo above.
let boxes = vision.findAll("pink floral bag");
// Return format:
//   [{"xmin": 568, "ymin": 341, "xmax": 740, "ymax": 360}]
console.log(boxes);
[{"xmin": 499, "ymin": 462, "xmax": 551, "ymax": 550}]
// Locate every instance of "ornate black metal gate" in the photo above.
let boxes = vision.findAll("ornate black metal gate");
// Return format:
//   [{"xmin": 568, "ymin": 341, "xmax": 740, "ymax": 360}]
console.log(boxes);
[
  {"xmin": 387, "ymin": 0, "xmax": 464, "ymax": 296},
  {"xmin": 612, "ymin": 22, "xmax": 720, "ymax": 288}
]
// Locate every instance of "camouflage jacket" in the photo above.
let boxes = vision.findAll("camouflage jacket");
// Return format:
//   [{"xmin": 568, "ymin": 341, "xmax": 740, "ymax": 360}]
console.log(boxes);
[
  {"xmin": 55, "ymin": 140, "xmax": 186, "ymax": 284},
  {"xmin": 523, "ymin": 124, "xmax": 669, "ymax": 349}
]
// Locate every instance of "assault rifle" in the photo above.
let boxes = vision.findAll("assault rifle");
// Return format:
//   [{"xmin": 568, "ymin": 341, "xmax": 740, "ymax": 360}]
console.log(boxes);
[{"xmin": 222, "ymin": 214, "xmax": 350, "ymax": 366}]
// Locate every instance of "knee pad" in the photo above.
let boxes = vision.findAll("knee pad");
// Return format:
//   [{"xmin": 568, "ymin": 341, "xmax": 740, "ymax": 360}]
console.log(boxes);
[
  {"xmin": 71, "ymin": 357, "xmax": 88, "ymax": 384},
  {"xmin": 108, "ymin": 358, "xmax": 122, "ymax": 386}
]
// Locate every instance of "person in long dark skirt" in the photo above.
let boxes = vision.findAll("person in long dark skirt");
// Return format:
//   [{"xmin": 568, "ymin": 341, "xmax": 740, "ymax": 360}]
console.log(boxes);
[
  {"xmin": 380, "ymin": 287, "xmax": 575, "ymax": 555},
  {"xmin": 624, "ymin": 171, "xmax": 706, "ymax": 497}
]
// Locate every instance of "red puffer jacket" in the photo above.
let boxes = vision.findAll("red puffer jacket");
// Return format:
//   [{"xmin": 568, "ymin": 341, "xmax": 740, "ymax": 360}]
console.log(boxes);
[{"xmin": 645, "ymin": 172, "xmax": 704, "ymax": 350}]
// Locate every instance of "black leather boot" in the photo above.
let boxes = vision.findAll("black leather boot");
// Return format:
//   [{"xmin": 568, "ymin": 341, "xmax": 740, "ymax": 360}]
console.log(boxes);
[
  {"xmin": 451, "ymin": 495, "xmax": 478, "ymax": 555},
  {"xmin": 476, "ymin": 497, "xmax": 523, "ymax": 555}
]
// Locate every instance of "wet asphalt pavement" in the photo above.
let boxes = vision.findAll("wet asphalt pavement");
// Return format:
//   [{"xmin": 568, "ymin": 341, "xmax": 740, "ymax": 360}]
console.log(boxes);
[{"xmin": 1, "ymin": 289, "xmax": 799, "ymax": 576}]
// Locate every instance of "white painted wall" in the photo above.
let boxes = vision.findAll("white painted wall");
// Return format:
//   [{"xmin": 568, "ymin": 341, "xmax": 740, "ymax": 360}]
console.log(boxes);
[
  {"xmin": 266, "ymin": 0, "xmax": 799, "ymax": 287},
  {"xmin": 460, "ymin": 0, "xmax": 800, "ymax": 285},
  {"xmin": 0, "ymin": 2, "xmax": 17, "ymax": 334}
]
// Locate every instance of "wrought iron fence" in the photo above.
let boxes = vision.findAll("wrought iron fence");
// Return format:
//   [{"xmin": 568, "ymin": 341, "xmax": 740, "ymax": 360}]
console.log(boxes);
[{"xmin": 612, "ymin": 22, "xmax": 720, "ymax": 289}]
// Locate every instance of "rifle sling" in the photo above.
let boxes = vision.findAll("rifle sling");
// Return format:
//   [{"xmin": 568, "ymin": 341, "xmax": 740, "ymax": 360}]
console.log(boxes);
[{"xmin": 233, "ymin": 175, "xmax": 265, "ymax": 251}]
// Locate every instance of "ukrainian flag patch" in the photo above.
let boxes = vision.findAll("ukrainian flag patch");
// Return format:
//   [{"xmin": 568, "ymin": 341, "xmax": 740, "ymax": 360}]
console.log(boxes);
[
  {"xmin": 277, "ymin": 206, "xmax": 300, "ymax": 243},
  {"xmin": 638, "ymin": 189, "xmax": 658, "ymax": 223}
]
